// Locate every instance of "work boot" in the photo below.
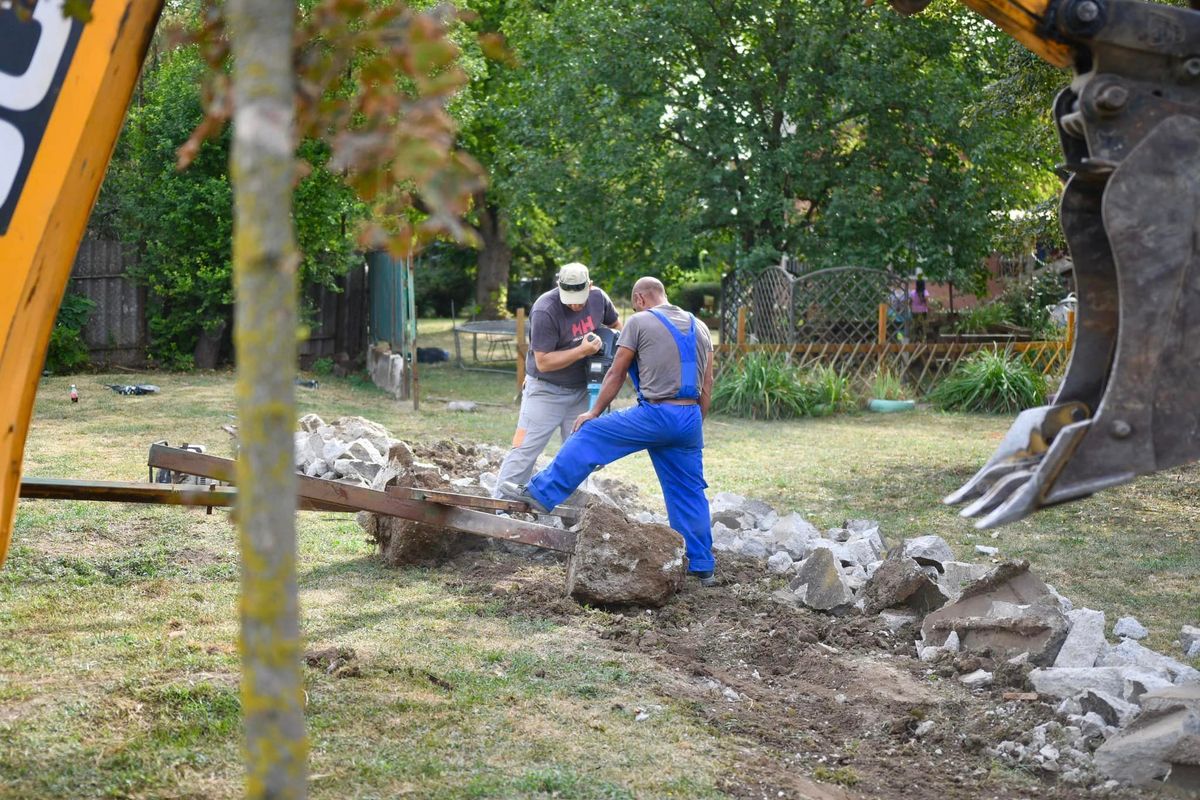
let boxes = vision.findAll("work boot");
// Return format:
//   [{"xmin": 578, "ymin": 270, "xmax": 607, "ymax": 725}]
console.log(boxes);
[
  {"xmin": 690, "ymin": 569, "xmax": 719, "ymax": 588},
  {"xmin": 496, "ymin": 481, "xmax": 550, "ymax": 514}
]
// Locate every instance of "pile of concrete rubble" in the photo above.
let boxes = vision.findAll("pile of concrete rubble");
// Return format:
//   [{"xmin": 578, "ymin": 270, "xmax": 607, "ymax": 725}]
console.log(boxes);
[{"xmin": 710, "ymin": 491, "xmax": 1200, "ymax": 792}]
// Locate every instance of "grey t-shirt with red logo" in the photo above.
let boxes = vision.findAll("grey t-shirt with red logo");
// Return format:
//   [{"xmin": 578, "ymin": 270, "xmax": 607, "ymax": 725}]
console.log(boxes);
[
  {"xmin": 617, "ymin": 304, "xmax": 712, "ymax": 401},
  {"xmin": 526, "ymin": 287, "xmax": 619, "ymax": 388}
]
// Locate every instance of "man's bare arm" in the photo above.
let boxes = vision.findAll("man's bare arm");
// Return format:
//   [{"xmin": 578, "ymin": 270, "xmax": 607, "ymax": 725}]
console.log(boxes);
[
  {"xmin": 532, "ymin": 336, "xmax": 601, "ymax": 372},
  {"xmin": 699, "ymin": 352, "xmax": 715, "ymax": 419}
]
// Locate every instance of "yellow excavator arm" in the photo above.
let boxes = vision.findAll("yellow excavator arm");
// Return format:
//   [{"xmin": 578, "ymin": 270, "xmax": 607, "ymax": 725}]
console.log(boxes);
[
  {"xmin": 0, "ymin": 1, "xmax": 163, "ymax": 564},
  {"xmin": 896, "ymin": 0, "xmax": 1200, "ymax": 527}
]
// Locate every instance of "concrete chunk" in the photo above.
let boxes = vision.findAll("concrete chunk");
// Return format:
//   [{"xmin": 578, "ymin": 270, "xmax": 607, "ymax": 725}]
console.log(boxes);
[
  {"xmin": 1094, "ymin": 705, "xmax": 1200, "ymax": 786},
  {"xmin": 1053, "ymin": 608, "xmax": 1108, "ymax": 668},
  {"xmin": 1181, "ymin": 625, "xmax": 1200, "ymax": 656},
  {"xmin": 935, "ymin": 561, "xmax": 991, "ymax": 603},
  {"xmin": 1029, "ymin": 665, "xmax": 1172, "ymax": 700},
  {"xmin": 903, "ymin": 535, "xmax": 954, "ymax": 569},
  {"xmin": 1113, "ymin": 615, "xmax": 1149, "ymax": 640},
  {"xmin": 859, "ymin": 557, "xmax": 947, "ymax": 616},
  {"xmin": 788, "ymin": 548, "xmax": 854, "ymax": 613},
  {"xmin": 1078, "ymin": 689, "xmax": 1139, "ymax": 727},
  {"xmin": 1099, "ymin": 638, "xmax": 1200, "ymax": 684}
]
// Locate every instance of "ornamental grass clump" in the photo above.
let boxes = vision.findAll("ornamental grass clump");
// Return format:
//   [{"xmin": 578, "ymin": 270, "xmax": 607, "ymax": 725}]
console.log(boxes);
[
  {"xmin": 712, "ymin": 354, "xmax": 856, "ymax": 420},
  {"xmin": 930, "ymin": 349, "xmax": 1047, "ymax": 414}
]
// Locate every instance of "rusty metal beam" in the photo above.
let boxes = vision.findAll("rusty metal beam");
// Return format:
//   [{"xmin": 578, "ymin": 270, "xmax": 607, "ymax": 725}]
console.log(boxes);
[{"xmin": 147, "ymin": 444, "xmax": 577, "ymax": 553}]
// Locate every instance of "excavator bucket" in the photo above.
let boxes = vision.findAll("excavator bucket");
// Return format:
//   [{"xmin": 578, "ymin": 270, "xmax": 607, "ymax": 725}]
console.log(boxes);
[
  {"xmin": 950, "ymin": 113, "xmax": 1200, "ymax": 527},
  {"xmin": 0, "ymin": 1, "xmax": 162, "ymax": 565}
]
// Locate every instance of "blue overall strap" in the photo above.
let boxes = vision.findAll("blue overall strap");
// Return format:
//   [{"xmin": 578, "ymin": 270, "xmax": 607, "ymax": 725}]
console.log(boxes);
[{"xmin": 646, "ymin": 308, "xmax": 699, "ymax": 400}]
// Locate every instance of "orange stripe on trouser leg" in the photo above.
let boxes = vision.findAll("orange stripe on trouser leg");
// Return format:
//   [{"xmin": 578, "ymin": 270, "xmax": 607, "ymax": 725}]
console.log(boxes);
[{"xmin": 512, "ymin": 428, "xmax": 527, "ymax": 447}]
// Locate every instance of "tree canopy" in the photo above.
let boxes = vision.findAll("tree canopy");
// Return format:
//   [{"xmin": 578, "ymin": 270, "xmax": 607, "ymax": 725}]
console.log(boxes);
[{"xmin": 497, "ymin": 0, "xmax": 1064, "ymax": 289}]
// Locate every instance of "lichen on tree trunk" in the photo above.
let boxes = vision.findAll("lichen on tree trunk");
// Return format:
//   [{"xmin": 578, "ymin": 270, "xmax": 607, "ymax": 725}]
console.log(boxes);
[{"xmin": 227, "ymin": 1, "xmax": 307, "ymax": 797}]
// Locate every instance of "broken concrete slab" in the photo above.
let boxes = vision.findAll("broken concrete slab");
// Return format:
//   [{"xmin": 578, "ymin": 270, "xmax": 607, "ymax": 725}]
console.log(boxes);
[
  {"xmin": 1053, "ymin": 608, "xmax": 1108, "ymax": 669},
  {"xmin": 1113, "ymin": 615, "xmax": 1149, "ymax": 641},
  {"xmin": 788, "ymin": 547, "xmax": 854, "ymax": 613},
  {"xmin": 1028, "ymin": 665, "xmax": 1172, "ymax": 701},
  {"xmin": 1094, "ymin": 697, "xmax": 1200, "ymax": 786},
  {"xmin": 1099, "ymin": 638, "xmax": 1200, "ymax": 684},
  {"xmin": 769, "ymin": 513, "xmax": 820, "ymax": 559},
  {"xmin": 859, "ymin": 556, "xmax": 948, "ymax": 616},
  {"xmin": 903, "ymin": 535, "xmax": 954, "ymax": 569},
  {"xmin": 298, "ymin": 413, "xmax": 326, "ymax": 433},
  {"xmin": 920, "ymin": 560, "xmax": 1069, "ymax": 665},
  {"xmin": 566, "ymin": 502, "xmax": 686, "ymax": 608}
]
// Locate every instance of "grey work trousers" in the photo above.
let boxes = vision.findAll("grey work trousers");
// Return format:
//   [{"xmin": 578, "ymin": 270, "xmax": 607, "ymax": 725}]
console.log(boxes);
[{"xmin": 492, "ymin": 375, "xmax": 590, "ymax": 496}]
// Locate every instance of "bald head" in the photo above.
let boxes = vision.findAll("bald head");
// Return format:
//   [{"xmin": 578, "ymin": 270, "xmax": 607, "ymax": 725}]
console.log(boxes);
[{"xmin": 631, "ymin": 277, "xmax": 667, "ymax": 312}]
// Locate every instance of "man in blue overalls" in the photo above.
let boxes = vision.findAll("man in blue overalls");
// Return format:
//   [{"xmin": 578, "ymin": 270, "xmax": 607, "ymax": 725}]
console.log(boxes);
[{"xmin": 499, "ymin": 277, "xmax": 717, "ymax": 586}]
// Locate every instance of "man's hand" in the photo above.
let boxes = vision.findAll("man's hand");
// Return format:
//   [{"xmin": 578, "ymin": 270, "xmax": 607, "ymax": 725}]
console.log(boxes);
[
  {"xmin": 580, "ymin": 332, "xmax": 603, "ymax": 356},
  {"xmin": 572, "ymin": 410, "xmax": 598, "ymax": 432}
]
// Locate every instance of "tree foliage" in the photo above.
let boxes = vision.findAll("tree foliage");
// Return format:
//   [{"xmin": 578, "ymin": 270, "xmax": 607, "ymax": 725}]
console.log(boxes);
[{"xmin": 500, "ymin": 0, "xmax": 1063, "ymax": 288}]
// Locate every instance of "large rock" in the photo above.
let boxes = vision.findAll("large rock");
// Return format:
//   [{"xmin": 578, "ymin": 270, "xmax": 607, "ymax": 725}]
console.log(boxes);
[
  {"xmin": 920, "ymin": 560, "xmax": 1068, "ymax": 665},
  {"xmin": 298, "ymin": 413, "xmax": 326, "ymax": 433},
  {"xmin": 1094, "ymin": 684, "xmax": 1200, "ymax": 787},
  {"xmin": 1099, "ymin": 638, "xmax": 1200, "ymax": 684},
  {"xmin": 859, "ymin": 556, "xmax": 947, "ymax": 616},
  {"xmin": 566, "ymin": 502, "xmax": 686, "ymax": 608},
  {"xmin": 1028, "ymin": 665, "xmax": 1172, "ymax": 701},
  {"xmin": 1053, "ymin": 608, "xmax": 1108, "ymax": 668},
  {"xmin": 903, "ymin": 535, "xmax": 954, "ymax": 569},
  {"xmin": 788, "ymin": 547, "xmax": 854, "ymax": 613}
]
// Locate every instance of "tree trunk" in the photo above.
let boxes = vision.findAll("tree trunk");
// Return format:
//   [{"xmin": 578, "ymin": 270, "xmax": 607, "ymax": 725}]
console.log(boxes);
[
  {"xmin": 474, "ymin": 194, "xmax": 512, "ymax": 320},
  {"xmin": 227, "ymin": 2, "xmax": 306, "ymax": 798},
  {"xmin": 193, "ymin": 318, "xmax": 227, "ymax": 370}
]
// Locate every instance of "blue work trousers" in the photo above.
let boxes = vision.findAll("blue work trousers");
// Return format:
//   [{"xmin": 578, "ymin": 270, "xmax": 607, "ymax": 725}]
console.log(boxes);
[{"xmin": 527, "ymin": 401, "xmax": 714, "ymax": 573}]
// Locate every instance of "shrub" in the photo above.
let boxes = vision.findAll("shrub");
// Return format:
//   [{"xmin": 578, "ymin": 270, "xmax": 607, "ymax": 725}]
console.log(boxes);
[
  {"xmin": 930, "ymin": 349, "xmax": 1047, "ymax": 413},
  {"xmin": 808, "ymin": 364, "xmax": 855, "ymax": 416},
  {"xmin": 46, "ymin": 293, "xmax": 95, "ymax": 374},
  {"xmin": 311, "ymin": 357, "xmax": 334, "ymax": 376},
  {"xmin": 712, "ymin": 354, "xmax": 856, "ymax": 420},
  {"xmin": 952, "ymin": 302, "xmax": 1008, "ymax": 334},
  {"xmin": 870, "ymin": 367, "xmax": 905, "ymax": 400}
]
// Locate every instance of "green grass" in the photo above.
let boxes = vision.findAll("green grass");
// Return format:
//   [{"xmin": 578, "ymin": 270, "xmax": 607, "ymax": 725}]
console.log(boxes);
[{"xmin": 2, "ymin": 350, "xmax": 1198, "ymax": 796}]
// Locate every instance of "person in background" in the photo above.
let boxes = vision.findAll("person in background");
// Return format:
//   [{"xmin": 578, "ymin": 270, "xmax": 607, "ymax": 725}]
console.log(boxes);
[
  {"xmin": 491, "ymin": 262, "xmax": 621, "ymax": 499},
  {"xmin": 909, "ymin": 277, "xmax": 930, "ymax": 341}
]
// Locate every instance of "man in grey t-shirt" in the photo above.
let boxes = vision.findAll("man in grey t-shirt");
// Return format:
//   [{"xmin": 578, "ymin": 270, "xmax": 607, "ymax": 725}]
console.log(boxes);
[
  {"xmin": 501, "ymin": 276, "xmax": 718, "ymax": 586},
  {"xmin": 492, "ymin": 262, "xmax": 621, "ymax": 496}
]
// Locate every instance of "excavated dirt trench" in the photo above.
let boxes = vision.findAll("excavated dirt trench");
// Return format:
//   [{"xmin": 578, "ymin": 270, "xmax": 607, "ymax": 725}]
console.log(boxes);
[{"xmin": 442, "ymin": 551, "xmax": 1154, "ymax": 800}]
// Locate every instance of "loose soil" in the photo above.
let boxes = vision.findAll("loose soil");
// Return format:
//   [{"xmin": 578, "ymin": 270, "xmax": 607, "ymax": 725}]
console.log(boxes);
[{"xmin": 440, "ymin": 550, "xmax": 1154, "ymax": 800}]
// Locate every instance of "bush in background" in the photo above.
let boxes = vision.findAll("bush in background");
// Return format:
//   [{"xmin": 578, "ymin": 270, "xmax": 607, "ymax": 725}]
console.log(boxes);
[
  {"xmin": 46, "ymin": 293, "xmax": 96, "ymax": 374},
  {"xmin": 929, "ymin": 349, "xmax": 1046, "ymax": 413},
  {"xmin": 675, "ymin": 281, "xmax": 722, "ymax": 317},
  {"xmin": 712, "ymin": 353, "xmax": 856, "ymax": 420}
]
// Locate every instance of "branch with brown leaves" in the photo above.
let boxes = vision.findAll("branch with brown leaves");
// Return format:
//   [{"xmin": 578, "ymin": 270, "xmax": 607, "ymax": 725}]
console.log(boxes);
[{"xmin": 176, "ymin": 0, "xmax": 494, "ymax": 255}]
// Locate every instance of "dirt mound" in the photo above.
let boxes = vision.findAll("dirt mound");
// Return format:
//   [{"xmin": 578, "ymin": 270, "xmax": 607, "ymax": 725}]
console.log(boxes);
[{"xmin": 566, "ymin": 502, "xmax": 685, "ymax": 608}]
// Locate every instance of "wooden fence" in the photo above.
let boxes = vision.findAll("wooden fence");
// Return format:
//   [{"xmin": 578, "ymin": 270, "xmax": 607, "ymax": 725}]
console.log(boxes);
[
  {"xmin": 716, "ymin": 305, "xmax": 1075, "ymax": 393},
  {"xmin": 67, "ymin": 239, "xmax": 367, "ymax": 367}
]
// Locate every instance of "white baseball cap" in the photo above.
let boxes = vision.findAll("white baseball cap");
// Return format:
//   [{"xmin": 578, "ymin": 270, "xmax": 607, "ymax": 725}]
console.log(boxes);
[{"xmin": 556, "ymin": 262, "xmax": 591, "ymax": 305}]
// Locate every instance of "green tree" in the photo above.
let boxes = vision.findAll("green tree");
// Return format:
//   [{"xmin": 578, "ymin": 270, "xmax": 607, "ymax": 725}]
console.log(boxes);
[
  {"xmin": 108, "ymin": 45, "xmax": 361, "ymax": 369},
  {"xmin": 501, "ymin": 0, "xmax": 1062, "ymax": 287}
]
